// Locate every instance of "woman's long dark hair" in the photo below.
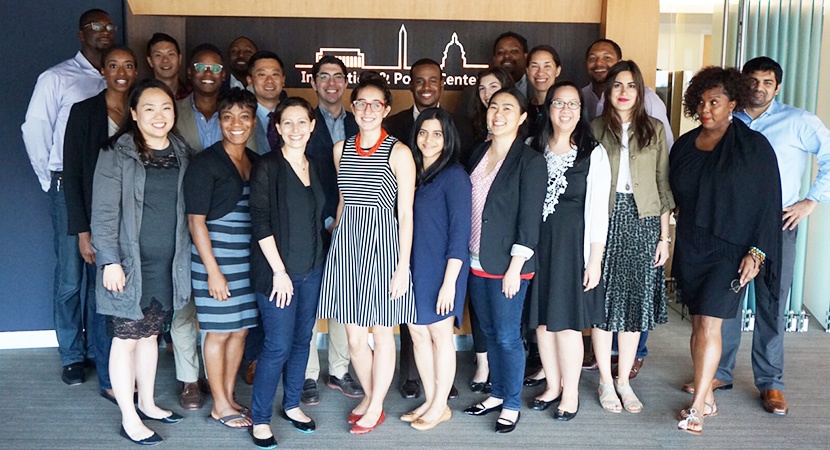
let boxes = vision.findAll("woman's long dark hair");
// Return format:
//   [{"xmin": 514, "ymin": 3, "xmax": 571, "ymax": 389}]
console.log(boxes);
[
  {"xmin": 408, "ymin": 108, "xmax": 460, "ymax": 186},
  {"xmin": 600, "ymin": 60, "xmax": 656, "ymax": 150},
  {"xmin": 471, "ymin": 67, "xmax": 514, "ymax": 142},
  {"xmin": 104, "ymin": 78, "xmax": 177, "ymax": 161},
  {"xmin": 531, "ymin": 81, "xmax": 597, "ymax": 162}
]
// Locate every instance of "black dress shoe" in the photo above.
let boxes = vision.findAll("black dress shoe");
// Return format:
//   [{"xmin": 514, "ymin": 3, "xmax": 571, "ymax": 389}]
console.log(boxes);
[
  {"xmin": 249, "ymin": 427, "xmax": 277, "ymax": 450},
  {"xmin": 469, "ymin": 380, "xmax": 486, "ymax": 393},
  {"xmin": 120, "ymin": 426, "xmax": 162, "ymax": 446},
  {"xmin": 400, "ymin": 379, "xmax": 421, "ymax": 399},
  {"xmin": 100, "ymin": 389, "xmax": 118, "ymax": 405},
  {"xmin": 523, "ymin": 376, "xmax": 546, "ymax": 388},
  {"xmin": 62, "ymin": 362, "xmax": 85, "ymax": 386},
  {"xmin": 529, "ymin": 394, "xmax": 562, "ymax": 411},
  {"xmin": 301, "ymin": 378, "xmax": 320, "ymax": 405},
  {"xmin": 282, "ymin": 410, "xmax": 316, "ymax": 433},
  {"xmin": 553, "ymin": 402, "xmax": 579, "ymax": 421},
  {"xmin": 464, "ymin": 402, "xmax": 502, "ymax": 416},
  {"xmin": 136, "ymin": 408, "xmax": 184, "ymax": 424},
  {"xmin": 448, "ymin": 385, "xmax": 459, "ymax": 400},
  {"xmin": 495, "ymin": 412, "xmax": 520, "ymax": 433}
]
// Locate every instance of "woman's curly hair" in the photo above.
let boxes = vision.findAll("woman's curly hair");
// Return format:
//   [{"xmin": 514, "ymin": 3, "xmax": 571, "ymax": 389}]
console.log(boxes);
[{"xmin": 683, "ymin": 66, "xmax": 752, "ymax": 118}]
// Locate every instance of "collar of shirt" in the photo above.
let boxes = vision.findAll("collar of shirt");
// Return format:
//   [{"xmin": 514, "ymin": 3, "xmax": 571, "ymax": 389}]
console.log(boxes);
[
  {"xmin": 318, "ymin": 105, "xmax": 346, "ymax": 143},
  {"xmin": 229, "ymin": 74, "xmax": 255, "ymax": 93},
  {"xmin": 190, "ymin": 95, "xmax": 221, "ymax": 149},
  {"xmin": 412, "ymin": 103, "xmax": 440, "ymax": 122},
  {"xmin": 734, "ymin": 99, "xmax": 782, "ymax": 123}
]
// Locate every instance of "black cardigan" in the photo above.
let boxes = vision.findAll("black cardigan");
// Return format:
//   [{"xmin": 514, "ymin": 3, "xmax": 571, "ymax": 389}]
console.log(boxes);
[
  {"xmin": 183, "ymin": 142, "xmax": 260, "ymax": 220},
  {"xmin": 63, "ymin": 90, "xmax": 107, "ymax": 235},
  {"xmin": 249, "ymin": 150, "xmax": 327, "ymax": 294},
  {"xmin": 465, "ymin": 138, "xmax": 547, "ymax": 275},
  {"xmin": 305, "ymin": 106, "xmax": 358, "ymax": 224}
]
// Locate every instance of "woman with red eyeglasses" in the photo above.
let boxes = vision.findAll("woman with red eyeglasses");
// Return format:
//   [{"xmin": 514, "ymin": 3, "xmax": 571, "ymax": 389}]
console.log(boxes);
[{"xmin": 318, "ymin": 71, "xmax": 417, "ymax": 434}]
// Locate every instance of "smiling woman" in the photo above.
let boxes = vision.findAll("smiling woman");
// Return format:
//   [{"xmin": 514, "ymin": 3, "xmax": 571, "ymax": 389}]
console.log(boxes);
[{"xmin": 183, "ymin": 87, "xmax": 260, "ymax": 431}]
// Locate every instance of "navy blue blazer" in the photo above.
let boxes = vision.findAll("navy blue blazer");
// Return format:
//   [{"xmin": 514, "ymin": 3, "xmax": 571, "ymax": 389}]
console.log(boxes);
[{"xmin": 306, "ymin": 106, "xmax": 358, "ymax": 223}]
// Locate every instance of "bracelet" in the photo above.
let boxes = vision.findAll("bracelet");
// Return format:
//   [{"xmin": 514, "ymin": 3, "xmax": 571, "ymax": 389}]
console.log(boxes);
[
  {"xmin": 659, "ymin": 236, "xmax": 672, "ymax": 244},
  {"xmin": 273, "ymin": 269, "xmax": 286, "ymax": 276},
  {"xmin": 748, "ymin": 247, "xmax": 766, "ymax": 265}
]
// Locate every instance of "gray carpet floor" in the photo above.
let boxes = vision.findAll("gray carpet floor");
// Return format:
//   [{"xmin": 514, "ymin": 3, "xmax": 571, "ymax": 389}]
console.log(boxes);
[{"xmin": 1, "ymin": 308, "xmax": 829, "ymax": 449}]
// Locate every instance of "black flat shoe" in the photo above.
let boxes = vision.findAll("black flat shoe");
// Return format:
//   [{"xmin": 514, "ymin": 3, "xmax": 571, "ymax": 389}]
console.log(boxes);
[
  {"xmin": 529, "ymin": 394, "xmax": 562, "ymax": 411},
  {"xmin": 464, "ymin": 402, "xmax": 502, "ymax": 416},
  {"xmin": 120, "ymin": 426, "xmax": 162, "ymax": 446},
  {"xmin": 553, "ymin": 402, "xmax": 579, "ymax": 421},
  {"xmin": 495, "ymin": 412, "xmax": 520, "ymax": 433},
  {"xmin": 249, "ymin": 427, "xmax": 277, "ymax": 450},
  {"xmin": 282, "ymin": 409, "xmax": 316, "ymax": 433},
  {"xmin": 100, "ymin": 389, "xmax": 118, "ymax": 405},
  {"xmin": 469, "ymin": 380, "xmax": 486, "ymax": 393},
  {"xmin": 448, "ymin": 385, "xmax": 459, "ymax": 400},
  {"xmin": 136, "ymin": 407, "xmax": 183, "ymax": 424},
  {"xmin": 523, "ymin": 376, "xmax": 546, "ymax": 388}
]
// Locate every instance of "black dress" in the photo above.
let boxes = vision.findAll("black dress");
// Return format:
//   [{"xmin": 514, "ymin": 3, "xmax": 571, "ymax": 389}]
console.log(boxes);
[
  {"xmin": 529, "ymin": 151, "xmax": 604, "ymax": 332},
  {"xmin": 670, "ymin": 142, "xmax": 745, "ymax": 318}
]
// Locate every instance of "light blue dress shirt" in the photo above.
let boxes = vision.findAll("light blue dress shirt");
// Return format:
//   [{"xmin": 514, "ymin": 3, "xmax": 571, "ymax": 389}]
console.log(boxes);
[
  {"xmin": 191, "ymin": 95, "xmax": 222, "ymax": 150},
  {"xmin": 254, "ymin": 102, "xmax": 274, "ymax": 155},
  {"xmin": 318, "ymin": 106, "xmax": 346, "ymax": 143},
  {"xmin": 734, "ymin": 100, "xmax": 830, "ymax": 208},
  {"xmin": 22, "ymin": 51, "xmax": 106, "ymax": 191}
]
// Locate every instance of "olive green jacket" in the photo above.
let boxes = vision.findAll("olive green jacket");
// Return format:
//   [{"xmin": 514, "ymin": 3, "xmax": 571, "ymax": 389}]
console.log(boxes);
[{"xmin": 591, "ymin": 117, "xmax": 675, "ymax": 218}]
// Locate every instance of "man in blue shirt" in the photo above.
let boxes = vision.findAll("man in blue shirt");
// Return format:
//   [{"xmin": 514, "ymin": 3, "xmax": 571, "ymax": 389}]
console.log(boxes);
[
  {"xmin": 171, "ymin": 42, "xmax": 226, "ymax": 410},
  {"xmin": 686, "ymin": 56, "xmax": 830, "ymax": 416},
  {"xmin": 21, "ymin": 8, "xmax": 114, "ymax": 387}
]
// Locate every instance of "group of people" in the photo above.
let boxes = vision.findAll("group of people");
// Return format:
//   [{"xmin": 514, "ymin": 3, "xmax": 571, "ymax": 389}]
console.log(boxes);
[{"xmin": 21, "ymin": 7, "xmax": 830, "ymax": 447}]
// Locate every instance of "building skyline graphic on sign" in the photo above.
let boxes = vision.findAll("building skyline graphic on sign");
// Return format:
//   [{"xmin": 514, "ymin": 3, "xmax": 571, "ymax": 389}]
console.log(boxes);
[{"xmin": 294, "ymin": 24, "xmax": 489, "ymax": 71}]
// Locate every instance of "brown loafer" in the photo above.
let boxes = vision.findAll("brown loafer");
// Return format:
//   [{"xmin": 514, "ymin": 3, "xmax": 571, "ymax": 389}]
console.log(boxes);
[
  {"xmin": 179, "ymin": 381, "xmax": 203, "ymax": 410},
  {"xmin": 628, "ymin": 358, "xmax": 644, "ymax": 379},
  {"xmin": 581, "ymin": 354, "xmax": 598, "ymax": 371},
  {"xmin": 761, "ymin": 389, "xmax": 788, "ymax": 415},
  {"xmin": 243, "ymin": 360, "xmax": 258, "ymax": 385},
  {"xmin": 681, "ymin": 379, "xmax": 732, "ymax": 395}
]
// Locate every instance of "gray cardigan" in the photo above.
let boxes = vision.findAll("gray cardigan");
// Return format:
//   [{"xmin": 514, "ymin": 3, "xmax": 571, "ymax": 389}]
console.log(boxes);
[{"xmin": 91, "ymin": 132, "xmax": 193, "ymax": 320}]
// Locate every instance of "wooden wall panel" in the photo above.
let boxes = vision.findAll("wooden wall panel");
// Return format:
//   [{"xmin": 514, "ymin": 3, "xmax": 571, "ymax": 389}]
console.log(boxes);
[
  {"xmin": 128, "ymin": 0, "xmax": 602, "ymax": 23},
  {"xmin": 601, "ymin": 0, "xmax": 660, "ymax": 88}
]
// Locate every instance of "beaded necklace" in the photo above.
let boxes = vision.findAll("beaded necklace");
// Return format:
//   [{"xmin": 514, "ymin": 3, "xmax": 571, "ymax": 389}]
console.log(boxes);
[{"xmin": 355, "ymin": 129, "xmax": 388, "ymax": 157}]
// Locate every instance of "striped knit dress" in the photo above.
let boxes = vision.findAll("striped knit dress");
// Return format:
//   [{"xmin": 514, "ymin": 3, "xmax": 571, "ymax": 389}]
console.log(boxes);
[
  {"xmin": 192, "ymin": 184, "xmax": 259, "ymax": 332},
  {"xmin": 318, "ymin": 134, "xmax": 416, "ymax": 327}
]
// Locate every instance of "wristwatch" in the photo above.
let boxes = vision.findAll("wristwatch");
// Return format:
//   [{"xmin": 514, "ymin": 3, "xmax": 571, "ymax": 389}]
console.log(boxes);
[{"xmin": 659, "ymin": 236, "xmax": 672, "ymax": 244}]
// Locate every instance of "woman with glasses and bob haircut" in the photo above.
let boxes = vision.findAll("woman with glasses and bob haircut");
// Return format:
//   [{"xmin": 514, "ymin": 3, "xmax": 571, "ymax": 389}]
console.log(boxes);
[
  {"xmin": 318, "ymin": 71, "xmax": 417, "ymax": 434},
  {"xmin": 527, "ymin": 81, "xmax": 611, "ymax": 421},
  {"xmin": 590, "ymin": 60, "xmax": 673, "ymax": 416},
  {"xmin": 671, "ymin": 66, "xmax": 781, "ymax": 435}
]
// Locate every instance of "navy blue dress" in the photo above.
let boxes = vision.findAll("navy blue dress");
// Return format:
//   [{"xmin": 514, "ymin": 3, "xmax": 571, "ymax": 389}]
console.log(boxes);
[{"xmin": 411, "ymin": 164, "xmax": 472, "ymax": 327}]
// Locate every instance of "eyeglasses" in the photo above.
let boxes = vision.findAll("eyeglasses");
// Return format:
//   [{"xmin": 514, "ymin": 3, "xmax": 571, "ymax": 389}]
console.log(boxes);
[
  {"xmin": 317, "ymin": 73, "xmax": 346, "ymax": 82},
  {"xmin": 193, "ymin": 63, "xmax": 223, "ymax": 74},
  {"xmin": 551, "ymin": 100, "xmax": 582, "ymax": 110},
  {"xmin": 83, "ymin": 22, "xmax": 116, "ymax": 32},
  {"xmin": 352, "ymin": 100, "xmax": 386, "ymax": 112}
]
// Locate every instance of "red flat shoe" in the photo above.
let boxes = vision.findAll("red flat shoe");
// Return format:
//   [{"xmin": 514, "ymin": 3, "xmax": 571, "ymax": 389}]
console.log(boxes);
[
  {"xmin": 347, "ymin": 411, "xmax": 363, "ymax": 424},
  {"xmin": 350, "ymin": 411, "xmax": 386, "ymax": 435}
]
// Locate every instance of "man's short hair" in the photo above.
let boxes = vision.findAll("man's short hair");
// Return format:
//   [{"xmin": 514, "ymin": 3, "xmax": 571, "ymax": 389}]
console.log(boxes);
[
  {"xmin": 311, "ymin": 55, "xmax": 347, "ymax": 78},
  {"xmin": 247, "ymin": 51, "xmax": 285, "ymax": 74},
  {"xmin": 492, "ymin": 31, "xmax": 529, "ymax": 55},
  {"xmin": 585, "ymin": 38, "xmax": 623, "ymax": 60},
  {"xmin": 410, "ymin": 58, "xmax": 441, "ymax": 75},
  {"xmin": 79, "ymin": 9, "xmax": 109, "ymax": 29},
  {"xmin": 146, "ymin": 33, "xmax": 180, "ymax": 56},
  {"xmin": 189, "ymin": 43, "xmax": 223, "ymax": 63},
  {"xmin": 742, "ymin": 56, "xmax": 783, "ymax": 85}
]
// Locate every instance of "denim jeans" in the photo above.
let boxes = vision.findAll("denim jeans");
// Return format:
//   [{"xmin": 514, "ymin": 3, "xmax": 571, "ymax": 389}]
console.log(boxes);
[
  {"xmin": 251, "ymin": 267, "xmax": 322, "ymax": 425},
  {"xmin": 611, "ymin": 331, "xmax": 649, "ymax": 359},
  {"xmin": 468, "ymin": 274, "xmax": 528, "ymax": 411},
  {"xmin": 49, "ymin": 172, "xmax": 96, "ymax": 367}
]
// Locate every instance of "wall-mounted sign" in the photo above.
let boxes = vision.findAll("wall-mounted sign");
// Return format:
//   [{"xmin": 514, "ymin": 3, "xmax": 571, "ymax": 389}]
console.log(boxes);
[{"xmin": 186, "ymin": 17, "xmax": 599, "ymax": 90}]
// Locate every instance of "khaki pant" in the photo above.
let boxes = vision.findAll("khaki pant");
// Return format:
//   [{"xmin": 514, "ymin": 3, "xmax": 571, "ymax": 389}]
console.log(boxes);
[
  {"xmin": 305, "ymin": 319, "xmax": 350, "ymax": 380},
  {"xmin": 170, "ymin": 299, "xmax": 200, "ymax": 383}
]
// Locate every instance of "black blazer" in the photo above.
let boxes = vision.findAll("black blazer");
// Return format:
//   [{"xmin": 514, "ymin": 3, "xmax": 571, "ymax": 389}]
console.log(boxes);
[
  {"xmin": 384, "ymin": 107, "xmax": 415, "ymax": 143},
  {"xmin": 465, "ymin": 138, "xmax": 547, "ymax": 275},
  {"xmin": 305, "ymin": 107, "xmax": 358, "ymax": 223},
  {"xmin": 63, "ymin": 90, "xmax": 108, "ymax": 235}
]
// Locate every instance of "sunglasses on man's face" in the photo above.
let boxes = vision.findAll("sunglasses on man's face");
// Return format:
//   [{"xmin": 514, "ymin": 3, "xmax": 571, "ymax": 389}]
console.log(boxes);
[
  {"xmin": 193, "ymin": 63, "xmax": 223, "ymax": 74},
  {"xmin": 83, "ymin": 22, "xmax": 116, "ymax": 32}
]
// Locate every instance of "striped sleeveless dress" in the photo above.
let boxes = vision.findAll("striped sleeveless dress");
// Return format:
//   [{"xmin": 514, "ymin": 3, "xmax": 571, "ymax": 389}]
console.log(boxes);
[
  {"xmin": 192, "ymin": 184, "xmax": 259, "ymax": 332},
  {"xmin": 318, "ymin": 134, "xmax": 416, "ymax": 327}
]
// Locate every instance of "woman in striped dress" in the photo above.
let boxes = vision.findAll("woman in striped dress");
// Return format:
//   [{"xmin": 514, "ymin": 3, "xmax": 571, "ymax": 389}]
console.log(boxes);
[
  {"xmin": 318, "ymin": 71, "xmax": 417, "ymax": 434},
  {"xmin": 184, "ymin": 88, "xmax": 260, "ymax": 429}
]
